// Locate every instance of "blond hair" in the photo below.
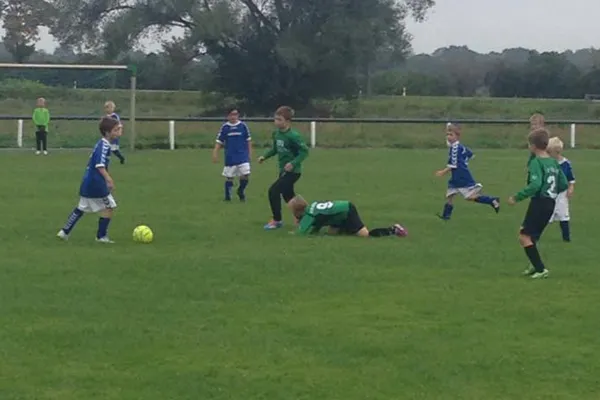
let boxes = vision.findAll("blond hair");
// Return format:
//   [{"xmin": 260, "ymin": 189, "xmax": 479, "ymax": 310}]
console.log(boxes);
[
  {"xmin": 104, "ymin": 101, "xmax": 116, "ymax": 113},
  {"xmin": 547, "ymin": 137, "xmax": 564, "ymax": 153},
  {"xmin": 529, "ymin": 113, "xmax": 545, "ymax": 129}
]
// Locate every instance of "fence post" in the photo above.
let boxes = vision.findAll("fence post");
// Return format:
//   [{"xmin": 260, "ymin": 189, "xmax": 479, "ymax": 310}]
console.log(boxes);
[
  {"xmin": 570, "ymin": 123, "xmax": 576, "ymax": 149},
  {"xmin": 17, "ymin": 119, "xmax": 23, "ymax": 148},
  {"xmin": 169, "ymin": 120, "xmax": 175, "ymax": 150},
  {"xmin": 310, "ymin": 121, "xmax": 316, "ymax": 148}
]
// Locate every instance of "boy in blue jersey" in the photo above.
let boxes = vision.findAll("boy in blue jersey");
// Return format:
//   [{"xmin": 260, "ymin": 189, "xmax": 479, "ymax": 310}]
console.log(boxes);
[
  {"xmin": 435, "ymin": 123, "xmax": 500, "ymax": 220},
  {"xmin": 57, "ymin": 117, "xmax": 121, "ymax": 243},
  {"xmin": 547, "ymin": 137, "xmax": 575, "ymax": 242},
  {"xmin": 212, "ymin": 107, "xmax": 252, "ymax": 201},
  {"xmin": 104, "ymin": 101, "xmax": 125, "ymax": 164}
]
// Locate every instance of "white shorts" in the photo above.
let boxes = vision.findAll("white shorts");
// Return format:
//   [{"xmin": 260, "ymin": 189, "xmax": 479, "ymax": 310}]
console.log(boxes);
[
  {"xmin": 222, "ymin": 163, "xmax": 250, "ymax": 178},
  {"xmin": 77, "ymin": 195, "xmax": 117, "ymax": 213},
  {"xmin": 446, "ymin": 183, "xmax": 483, "ymax": 199},
  {"xmin": 550, "ymin": 191, "xmax": 570, "ymax": 222},
  {"xmin": 110, "ymin": 144, "xmax": 120, "ymax": 151}
]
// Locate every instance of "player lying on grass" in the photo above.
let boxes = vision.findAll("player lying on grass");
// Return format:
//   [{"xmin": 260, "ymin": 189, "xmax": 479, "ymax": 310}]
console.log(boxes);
[
  {"xmin": 212, "ymin": 107, "xmax": 252, "ymax": 201},
  {"xmin": 289, "ymin": 196, "xmax": 408, "ymax": 238},
  {"xmin": 435, "ymin": 123, "xmax": 500, "ymax": 220},
  {"xmin": 57, "ymin": 117, "xmax": 121, "ymax": 243},
  {"xmin": 508, "ymin": 128, "xmax": 568, "ymax": 279}
]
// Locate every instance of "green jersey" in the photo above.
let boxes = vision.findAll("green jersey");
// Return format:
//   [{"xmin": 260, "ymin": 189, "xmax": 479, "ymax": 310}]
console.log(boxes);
[
  {"xmin": 263, "ymin": 128, "xmax": 309, "ymax": 173},
  {"xmin": 297, "ymin": 201, "xmax": 351, "ymax": 235},
  {"xmin": 32, "ymin": 107, "xmax": 50, "ymax": 130},
  {"xmin": 515, "ymin": 156, "xmax": 568, "ymax": 202}
]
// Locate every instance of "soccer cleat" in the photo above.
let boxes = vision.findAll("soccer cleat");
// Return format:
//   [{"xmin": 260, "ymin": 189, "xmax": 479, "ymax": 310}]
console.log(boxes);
[
  {"xmin": 530, "ymin": 269, "xmax": 549, "ymax": 279},
  {"xmin": 43, "ymin": 151, "xmax": 48, "ymax": 155},
  {"xmin": 96, "ymin": 237, "xmax": 115, "ymax": 244},
  {"xmin": 492, "ymin": 198, "xmax": 500, "ymax": 213},
  {"xmin": 120, "ymin": 158, "xmax": 125, "ymax": 165},
  {"xmin": 35, "ymin": 151, "xmax": 41, "ymax": 155},
  {"xmin": 522, "ymin": 266, "xmax": 535, "ymax": 276},
  {"xmin": 392, "ymin": 223, "xmax": 408, "ymax": 237},
  {"xmin": 236, "ymin": 187, "xmax": 246, "ymax": 202},
  {"xmin": 264, "ymin": 220, "xmax": 283, "ymax": 230},
  {"xmin": 56, "ymin": 230, "xmax": 69, "ymax": 241},
  {"xmin": 436, "ymin": 213, "xmax": 450, "ymax": 221}
]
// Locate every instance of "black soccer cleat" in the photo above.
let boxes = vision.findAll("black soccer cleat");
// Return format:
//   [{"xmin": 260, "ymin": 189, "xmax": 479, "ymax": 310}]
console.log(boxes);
[
  {"xmin": 492, "ymin": 198, "xmax": 500, "ymax": 214},
  {"xmin": 436, "ymin": 213, "xmax": 450, "ymax": 221}
]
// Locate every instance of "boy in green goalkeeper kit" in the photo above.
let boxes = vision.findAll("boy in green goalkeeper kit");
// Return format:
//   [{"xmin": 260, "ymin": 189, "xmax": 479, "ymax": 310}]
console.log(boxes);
[
  {"xmin": 33, "ymin": 98, "xmax": 50, "ymax": 155},
  {"xmin": 259, "ymin": 106, "xmax": 309, "ymax": 230},
  {"xmin": 289, "ymin": 196, "xmax": 408, "ymax": 238}
]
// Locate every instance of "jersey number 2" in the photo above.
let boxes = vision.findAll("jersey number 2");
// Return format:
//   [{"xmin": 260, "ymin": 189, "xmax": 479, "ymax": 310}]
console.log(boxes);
[{"xmin": 546, "ymin": 175, "xmax": 557, "ymax": 199}]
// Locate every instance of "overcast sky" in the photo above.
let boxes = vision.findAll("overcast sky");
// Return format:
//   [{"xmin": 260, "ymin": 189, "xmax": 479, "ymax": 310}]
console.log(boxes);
[{"xmin": 11, "ymin": 0, "xmax": 600, "ymax": 55}]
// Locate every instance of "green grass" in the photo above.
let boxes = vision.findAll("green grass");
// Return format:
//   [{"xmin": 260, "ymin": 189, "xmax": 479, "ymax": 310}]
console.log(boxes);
[{"xmin": 1, "ymin": 149, "xmax": 599, "ymax": 399}]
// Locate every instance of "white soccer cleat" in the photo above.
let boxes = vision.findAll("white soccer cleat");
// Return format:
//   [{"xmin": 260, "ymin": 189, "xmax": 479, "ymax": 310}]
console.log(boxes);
[
  {"xmin": 96, "ymin": 237, "xmax": 115, "ymax": 244},
  {"xmin": 56, "ymin": 230, "xmax": 69, "ymax": 241},
  {"xmin": 35, "ymin": 151, "xmax": 41, "ymax": 155},
  {"xmin": 530, "ymin": 269, "xmax": 549, "ymax": 279},
  {"xmin": 522, "ymin": 266, "xmax": 535, "ymax": 276},
  {"xmin": 43, "ymin": 151, "xmax": 48, "ymax": 155}
]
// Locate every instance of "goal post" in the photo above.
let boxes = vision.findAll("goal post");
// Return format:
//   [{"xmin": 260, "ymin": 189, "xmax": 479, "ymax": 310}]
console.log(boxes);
[{"xmin": 0, "ymin": 63, "xmax": 137, "ymax": 150}]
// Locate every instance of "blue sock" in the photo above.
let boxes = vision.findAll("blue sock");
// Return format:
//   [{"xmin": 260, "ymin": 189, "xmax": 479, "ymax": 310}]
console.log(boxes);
[
  {"xmin": 97, "ymin": 217, "xmax": 111, "ymax": 239},
  {"xmin": 442, "ymin": 203, "xmax": 454, "ymax": 219},
  {"xmin": 560, "ymin": 221, "xmax": 571, "ymax": 242},
  {"xmin": 238, "ymin": 179, "xmax": 249, "ymax": 197},
  {"xmin": 225, "ymin": 181, "xmax": 233, "ymax": 200},
  {"xmin": 475, "ymin": 195, "xmax": 495, "ymax": 205},
  {"xmin": 62, "ymin": 208, "xmax": 84, "ymax": 234}
]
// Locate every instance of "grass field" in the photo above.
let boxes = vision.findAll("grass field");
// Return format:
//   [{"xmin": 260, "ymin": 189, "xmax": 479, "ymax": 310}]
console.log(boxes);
[{"xmin": 1, "ymin": 149, "xmax": 599, "ymax": 399}]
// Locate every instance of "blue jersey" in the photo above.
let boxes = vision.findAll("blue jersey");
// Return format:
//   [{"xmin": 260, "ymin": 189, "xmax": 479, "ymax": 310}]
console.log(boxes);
[
  {"xmin": 108, "ymin": 112, "xmax": 121, "ymax": 145},
  {"xmin": 216, "ymin": 121, "xmax": 251, "ymax": 166},
  {"xmin": 447, "ymin": 142, "xmax": 477, "ymax": 188},
  {"xmin": 80, "ymin": 138, "xmax": 111, "ymax": 198},
  {"xmin": 559, "ymin": 158, "xmax": 575, "ymax": 183}
]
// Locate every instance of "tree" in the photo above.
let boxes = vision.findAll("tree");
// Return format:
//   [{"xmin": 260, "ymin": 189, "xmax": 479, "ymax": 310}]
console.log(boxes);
[
  {"xmin": 48, "ymin": 0, "xmax": 435, "ymax": 111},
  {"xmin": 1, "ymin": 0, "xmax": 53, "ymax": 62}
]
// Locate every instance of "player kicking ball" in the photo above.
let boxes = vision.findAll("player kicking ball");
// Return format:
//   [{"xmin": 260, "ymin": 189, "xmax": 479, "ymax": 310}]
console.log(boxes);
[
  {"xmin": 57, "ymin": 117, "xmax": 120, "ymax": 243},
  {"xmin": 212, "ymin": 107, "xmax": 252, "ymax": 201},
  {"xmin": 289, "ymin": 196, "xmax": 407, "ymax": 238}
]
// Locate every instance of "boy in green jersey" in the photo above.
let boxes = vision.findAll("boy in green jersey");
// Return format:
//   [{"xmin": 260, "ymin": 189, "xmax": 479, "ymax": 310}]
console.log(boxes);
[
  {"xmin": 32, "ymin": 97, "xmax": 50, "ymax": 155},
  {"xmin": 290, "ymin": 196, "xmax": 408, "ymax": 238},
  {"xmin": 258, "ymin": 106, "xmax": 309, "ymax": 230},
  {"xmin": 508, "ymin": 128, "xmax": 568, "ymax": 279}
]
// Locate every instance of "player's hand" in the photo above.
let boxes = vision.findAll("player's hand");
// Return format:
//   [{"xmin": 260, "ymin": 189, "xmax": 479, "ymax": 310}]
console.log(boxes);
[
  {"xmin": 284, "ymin": 163, "xmax": 294, "ymax": 172},
  {"xmin": 107, "ymin": 179, "xmax": 115, "ymax": 192},
  {"xmin": 567, "ymin": 187, "xmax": 574, "ymax": 199},
  {"xmin": 258, "ymin": 156, "xmax": 265, "ymax": 164},
  {"xmin": 507, "ymin": 196, "xmax": 516, "ymax": 205},
  {"xmin": 435, "ymin": 170, "xmax": 445, "ymax": 177},
  {"xmin": 211, "ymin": 153, "xmax": 218, "ymax": 163}
]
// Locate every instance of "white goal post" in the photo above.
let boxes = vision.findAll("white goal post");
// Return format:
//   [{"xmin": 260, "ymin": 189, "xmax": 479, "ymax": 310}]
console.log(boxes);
[{"xmin": 0, "ymin": 63, "xmax": 137, "ymax": 150}]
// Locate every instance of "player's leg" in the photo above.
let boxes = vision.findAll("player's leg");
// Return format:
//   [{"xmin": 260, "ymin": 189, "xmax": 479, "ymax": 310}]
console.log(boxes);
[
  {"xmin": 439, "ymin": 191, "xmax": 456, "ymax": 220},
  {"xmin": 467, "ymin": 184, "xmax": 500, "ymax": 213},
  {"xmin": 96, "ymin": 195, "xmax": 117, "ymax": 242},
  {"xmin": 553, "ymin": 192, "xmax": 571, "ymax": 242},
  {"xmin": 222, "ymin": 166, "xmax": 235, "ymax": 201},
  {"xmin": 236, "ymin": 163, "xmax": 250, "ymax": 201},
  {"xmin": 344, "ymin": 203, "xmax": 406, "ymax": 238},
  {"xmin": 35, "ymin": 129, "xmax": 42, "ymax": 154},
  {"xmin": 57, "ymin": 200, "xmax": 87, "ymax": 240},
  {"xmin": 281, "ymin": 173, "xmax": 301, "ymax": 223},
  {"xmin": 41, "ymin": 131, "xmax": 48, "ymax": 154},
  {"xmin": 265, "ymin": 175, "xmax": 285, "ymax": 229},
  {"xmin": 519, "ymin": 198, "xmax": 554, "ymax": 278}
]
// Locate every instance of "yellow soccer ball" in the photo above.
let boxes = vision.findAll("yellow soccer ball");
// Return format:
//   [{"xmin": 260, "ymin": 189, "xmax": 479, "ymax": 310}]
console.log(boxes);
[{"xmin": 133, "ymin": 225, "xmax": 153, "ymax": 243}]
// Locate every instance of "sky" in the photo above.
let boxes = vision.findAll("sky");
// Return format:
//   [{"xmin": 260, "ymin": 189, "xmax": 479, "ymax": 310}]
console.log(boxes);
[{"xmin": 8, "ymin": 0, "xmax": 600, "ymax": 55}]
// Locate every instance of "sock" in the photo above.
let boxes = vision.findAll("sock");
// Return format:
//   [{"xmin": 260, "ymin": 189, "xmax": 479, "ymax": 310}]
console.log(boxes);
[
  {"xmin": 238, "ymin": 178, "xmax": 249, "ymax": 196},
  {"xmin": 62, "ymin": 208, "xmax": 84, "ymax": 234},
  {"xmin": 369, "ymin": 227, "xmax": 394, "ymax": 237},
  {"xmin": 524, "ymin": 244, "xmax": 545, "ymax": 273},
  {"xmin": 442, "ymin": 203, "xmax": 454, "ymax": 219},
  {"xmin": 225, "ymin": 180, "xmax": 234, "ymax": 200},
  {"xmin": 97, "ymin": 217, "xmax": 111, "ymax": 239},
  {"xmin": 560, "ymin": 221, "xmax": 571, "ymax": 242},
  {"xmin": 474, "ymin": 195, "xmax": 495, "ymax": 205}
]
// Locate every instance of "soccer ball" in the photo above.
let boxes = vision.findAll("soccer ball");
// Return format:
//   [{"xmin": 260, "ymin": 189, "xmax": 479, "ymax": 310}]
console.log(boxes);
[{"xmin": 133, "ymin": 225, "xmax": 153, "ymax": 243}]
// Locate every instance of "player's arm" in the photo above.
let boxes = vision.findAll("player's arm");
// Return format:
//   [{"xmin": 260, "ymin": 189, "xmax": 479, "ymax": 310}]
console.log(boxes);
[
  {"xmin": 289, "ymin": 132, "xmax": 309, "ymax": 167},
  {"xmin": 513, "ymin": 161, "xmax": 543, "ymax": 202},
  {"xmin": 565, "ymin": 163, "xmax": 575, "ymax": 197},
  {"xmin": 95, "ymin": 144, "xmax": 114, "ymax": 190},
  {"xmin": 296, "ymin": 215, "xmax": 320, "ymax": 235},
  {"xmin": 245, "ymin": 125, "xmax": 253, "ymax": 160},
  {"xmin": 436, "ymin": 145, "xmax": 457, "ymax": 176},
  {"xmin": 557, "ymin": 169, "xmax": 569, "ymax": 195},
  {"xmin": 212, "ymin": 128, "xmax": 225, "ymax": 163},
  {"xmin": 261, "ymin": 133, "xmax": 277, "ymax": 160}
]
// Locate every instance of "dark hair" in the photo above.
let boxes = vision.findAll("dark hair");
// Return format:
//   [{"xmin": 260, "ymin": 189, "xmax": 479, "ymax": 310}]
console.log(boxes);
[
  {"xmin": 227, "ymin": 107, "xmax": 240, "ymax": 115},
  {"xmin": 528, "ymin": 128, "xmax": 550, "ymax": 150},
  {"xmin": 99, "ymin": 116, "xmax": 119, "ymax": 137},
  {"xmin": 275, "ymin": 106, "xmax": 294, "ymax": 121}
]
